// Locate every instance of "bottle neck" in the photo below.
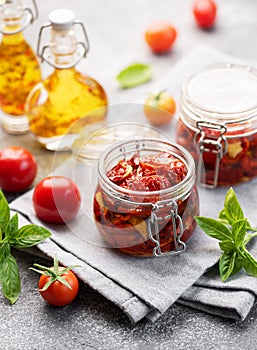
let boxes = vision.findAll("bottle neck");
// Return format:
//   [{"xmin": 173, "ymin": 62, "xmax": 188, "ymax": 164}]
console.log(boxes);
[
  {"xmin": 0, "ymin": 0, "xmax": 26, "ymax": 34},
  {"xmin": 53, "ymin": 52, "xmax": 77, "ymax": 68},
  {"xmin": 37, "ymin": 17, "xmax": 89, "ymax": 69},
  {"xmin": 53, "ymin": 67, "xmax": 77, "ymax": 76},
  {"xmin": 50, "ymin": 27, "xmax": 78, "ymax": 68}
]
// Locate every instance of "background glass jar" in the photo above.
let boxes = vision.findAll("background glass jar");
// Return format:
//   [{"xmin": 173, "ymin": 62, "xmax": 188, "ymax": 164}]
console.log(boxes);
[
  {"xmin": 93, "ymin": 138, "xmax": 199, "ymax": 257},
  {"xmin": 176, "ymin": 64, "xmax": 257, "ymax": 188}
]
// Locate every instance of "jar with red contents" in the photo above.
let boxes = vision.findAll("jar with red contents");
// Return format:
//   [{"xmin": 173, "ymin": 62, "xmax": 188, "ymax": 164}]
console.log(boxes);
[
  {"xmin": 93, "ymin": 138, "xmax": 199, "ymax": 257},
  {"xmin": 176, "ymin": 64, "xmax": 257, "ymax": 187}
]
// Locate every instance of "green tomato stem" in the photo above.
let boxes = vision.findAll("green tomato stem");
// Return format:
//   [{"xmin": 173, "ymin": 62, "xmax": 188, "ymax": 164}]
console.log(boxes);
[
  {"xmin": 154, "ymin": 90, "xmax": 166, "ymax": 103},
  {"xmin": 30, "ymin": 255, "xmax": 80, "ymax": 292}
]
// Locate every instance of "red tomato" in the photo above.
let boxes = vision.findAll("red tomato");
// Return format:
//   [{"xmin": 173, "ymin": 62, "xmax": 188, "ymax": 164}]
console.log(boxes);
[
  {"xmin": 38, "ymin": 267, "xmax": 79, "ymax": 306},
  {"xmin": 193, "ymin": 0, "xmax": 217, "ymax": 29},
  {"xmin": 145, "ymin": 22, "xmax": 177, "ymax": 53},
  {"xmin": 33, "ymin": 176, "xmax": 81, "ymax": 224},
  {"xmin": 0, "ymin": 146, "xmax": 37, "ymax": 192}
]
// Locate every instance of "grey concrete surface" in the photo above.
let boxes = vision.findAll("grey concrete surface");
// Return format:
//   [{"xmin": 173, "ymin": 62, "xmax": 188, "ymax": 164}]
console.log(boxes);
[{"xmin": 1, "ymin": 0, "xmax": 257, "ymax": 349}]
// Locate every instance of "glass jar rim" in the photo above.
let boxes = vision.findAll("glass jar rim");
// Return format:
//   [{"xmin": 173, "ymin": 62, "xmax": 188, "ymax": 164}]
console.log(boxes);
[
  {"xmin": 181, "ymin": 63, "xmax": 257, "ymax": 127},
  {"xmin": 98, "ymin": 138, "xmax": 196, "ymax": 203}
]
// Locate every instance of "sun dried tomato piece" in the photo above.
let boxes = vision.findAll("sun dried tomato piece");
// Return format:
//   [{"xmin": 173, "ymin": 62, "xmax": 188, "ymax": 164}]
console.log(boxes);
[
  {"xmin": 107, "ymin": 163, "xmax": 133, "ymax": 184},
  {"xmin": 225, "ymin": 138, "xmax": 250, "ymax": 162}
]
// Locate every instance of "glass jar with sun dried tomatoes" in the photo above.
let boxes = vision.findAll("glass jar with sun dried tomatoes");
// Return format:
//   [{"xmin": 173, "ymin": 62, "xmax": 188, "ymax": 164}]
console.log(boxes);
[
  {"xmin": 176, "ymin": 64, "xmax": 257, "ymax": 187},
  {"xmin": 93, "ymin": 139, "xmax": 199, "ymax": 257}
]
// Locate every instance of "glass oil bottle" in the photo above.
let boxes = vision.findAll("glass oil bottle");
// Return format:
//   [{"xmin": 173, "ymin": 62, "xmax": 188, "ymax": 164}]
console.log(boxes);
[
  {"xmin": 25, "ymin": 8, "xmax": 108, "ymax": 150},
  {"xmin": 0, "ymin": 0, "xmax": 41, "ymax": 134}
]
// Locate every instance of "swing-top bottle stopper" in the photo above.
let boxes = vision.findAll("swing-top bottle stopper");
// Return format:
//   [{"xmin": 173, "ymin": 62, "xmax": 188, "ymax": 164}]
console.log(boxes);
[{"xmin": 37, "ymin": 8, "xmax": 89, "ymax": 69}]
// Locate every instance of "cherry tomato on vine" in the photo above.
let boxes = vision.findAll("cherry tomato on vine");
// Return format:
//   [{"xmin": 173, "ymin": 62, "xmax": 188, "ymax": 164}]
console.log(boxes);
[
  {"xmin": 145, "ymin": 22, "xmax": 177, "ymax": 53},
  {"xmin": 0, "ymin": 146, "xmax": 37, "ymax": 192},
  {"xmin": 193, "ymin": 0, "xmax": 217, "ymax": 29},
  {"xmin": 144, "ymin": 91, "xmax": 176, "ymax": 126},
  {"xmin": 38, "ymin": 267, "xmax": 79, "ymax": 306},
  {"xmin": 31, "ymin": 256, "xmax": 79, "ymax": 306},
  {"xmin": 33, "ymin": 176, "xmax": 81, "ymax": 224}
]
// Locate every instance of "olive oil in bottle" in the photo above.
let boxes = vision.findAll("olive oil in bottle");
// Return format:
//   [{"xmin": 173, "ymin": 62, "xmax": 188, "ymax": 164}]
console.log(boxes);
[
  {"xmin": 26, "ymin": 8, "xmax": 108, "ymax": 150},
  {"xmin": 0, "ymin": 0, "xmax": 41, "ymax": 134}
]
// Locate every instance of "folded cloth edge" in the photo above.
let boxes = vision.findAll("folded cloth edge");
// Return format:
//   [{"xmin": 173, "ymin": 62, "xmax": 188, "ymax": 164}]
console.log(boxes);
[{"xmin": 178, "ymin": 286, "xmax": 256, "ymax": 321}]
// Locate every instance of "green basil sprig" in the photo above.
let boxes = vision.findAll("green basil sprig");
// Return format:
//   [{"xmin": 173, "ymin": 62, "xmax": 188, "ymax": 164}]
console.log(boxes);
[
  {"xmin": 196, "ymin": 188, "xmax": 257, "ymax": 282},
  {"xmin": 0, "ymin": 191, "xmax": 51, "ymax": 304}
]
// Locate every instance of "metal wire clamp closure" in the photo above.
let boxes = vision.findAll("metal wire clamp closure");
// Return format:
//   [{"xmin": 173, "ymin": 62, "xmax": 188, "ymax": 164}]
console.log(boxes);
[
  {"xmin": 37, "ymin": 21, "xmax": 90, "ymax": 69},
  {"xmin": 195, "ymin": 121, "xmax": 228, "ymax": 188},
  {"xmin": 148, "ymin": 200, "xmax": 186, "ymax": 257}
]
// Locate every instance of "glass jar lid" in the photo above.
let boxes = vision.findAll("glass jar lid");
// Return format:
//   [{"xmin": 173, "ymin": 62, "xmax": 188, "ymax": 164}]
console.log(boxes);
[
  {"xmin": 181, "ymin": 64, "xmax": 257, "ymax": 133},
  {"xmin": 72, "ymin": 122, "xmax": 167, "ymax": 163}
]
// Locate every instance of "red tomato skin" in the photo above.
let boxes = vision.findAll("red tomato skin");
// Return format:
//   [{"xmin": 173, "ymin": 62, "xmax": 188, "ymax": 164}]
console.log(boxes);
[
  {"xmin": 145, "ymin": 23, "xmax": 177, "ymax": 53},
  {"xmin": 38, "ymin": 267, "xmax": 79, "ymax": 306},
  {"xmin": 33, "ymin": 176, "xmax": 81, "ymax": 224},
  {"xmin": 0, "ymin": 146, "xmax": 37, "ymax": 192},
  {"xmin": 193, "ymin": 0, "xmax": 217, "ymax": 29}
]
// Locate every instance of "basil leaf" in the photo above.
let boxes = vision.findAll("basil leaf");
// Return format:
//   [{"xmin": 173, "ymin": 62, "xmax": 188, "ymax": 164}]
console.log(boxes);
[
  {"xmin": 0, "ymin": 242, "xmax": 11, "ymax": 266},
  {"xmin": 5, "ymin": 213, "xmax": 18, "ymax": 239},
  {"xmin": 231, "ymin": 257, "xmax": 244, "ymax": 277},
  {"xmin": 9, "ymin": 225, "xmax": 51, "ymax": 248},
  {"xmin": 195, "ymin": 216, "xmax": 233, "ymax": 241},
  {"xmin": 219, "ymin": 251, "xmax": 236, "ymax": 282},
  {"xmin": 232, "ymin": 219, "xmax": 247, "ymax": 246},
  {"xmin": 0, "ymin": 191, "xmax": 10, "ymax": 231},
  {"xmin": 243, "ymin": 250, "xmax": 257, "ymax": 276},
  {"xmin": 224, "ymin": 187, "xmax": 244, "ymax": 225},
  {"xmin": 116, "ymin": 63, "xmax": 152, "ymax": 88},
  {"xmin": 219, "ymin": 240, "xmax": 235, "ymax": 252},
  {"xmin": 1, "ymin": 254, "xmax": 20, "ymax": 305},
  {"xmin": 218, "ymin": 209, "xmax": 230, "ymax": 225},
  {"xmin": 197, "ymin": 187, "xmax": 257, "ymax": 282}
]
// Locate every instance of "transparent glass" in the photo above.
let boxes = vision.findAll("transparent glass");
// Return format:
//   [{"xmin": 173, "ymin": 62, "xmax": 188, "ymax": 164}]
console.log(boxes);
[
  {"xmin": 0, "ymin": 0, "xmax": 41, "ymax": 134},
  {"xmin": 93, "ymin": 138, "xmax": 199, "ymax": 257},
  {"xmin": 0, "ymin": 0, "xmax": 24, "ymax": 30},
  {"xmin": 25, "ymin": 20, "xmax": 108, "ymax": 150},
  {"xmin": 176, "ymin": 64, "xmax": 257, "ymax": 187},
  {"xmin": 50, "ymin": 26, "xmax": 77, "ymax": 66},
  {"xmin": 26, "ymin": 69, "xmax": 108, "ymax": 150}
]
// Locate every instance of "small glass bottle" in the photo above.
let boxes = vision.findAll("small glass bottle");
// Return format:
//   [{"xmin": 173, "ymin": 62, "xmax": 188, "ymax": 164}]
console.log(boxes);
[
  {"xmin": 0, "ymin": 0, "xmax": 41, "ymax": 134},
  {"xmin": 93, "ymin": 138, "xmax": 199, "ymax": 257},
  {"xmin": 25, "ymin": 8, "xmax": 108, "ymax": 150},
  {"xmin": 176, "ymin": 64, "xmax": 257, "ymax": 187}
]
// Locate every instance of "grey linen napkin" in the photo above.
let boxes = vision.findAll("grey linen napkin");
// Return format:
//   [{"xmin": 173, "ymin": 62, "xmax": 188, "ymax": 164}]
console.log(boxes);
[
  {"xmin": 10, "ymin": 46, "xmax": 257, "ymax": 323},
  {"xmin": 10, "ymin": 157, "xmax": 257, "ymax": 323}
]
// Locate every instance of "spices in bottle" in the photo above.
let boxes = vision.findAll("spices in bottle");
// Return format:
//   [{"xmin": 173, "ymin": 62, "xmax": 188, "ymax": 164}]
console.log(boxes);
[
  {"xmin": 0, "ymin": 0, "xmax": 41, "ymax": 134},
  {"xmin": 25, "ymin": 8, "xmax": 108, "ymax": 150}
]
